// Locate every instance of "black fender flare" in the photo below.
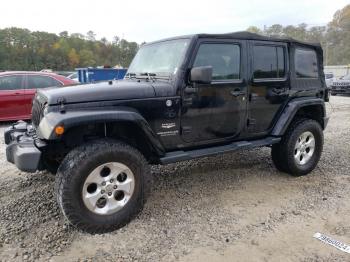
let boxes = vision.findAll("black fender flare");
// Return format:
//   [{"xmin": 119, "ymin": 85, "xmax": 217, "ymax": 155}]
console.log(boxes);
[
  {"xmin": 271, "ymin": 98, "xmax": 328, "ymax": 136},
  {"xmin": 37, "ymin": 109, "xmax": 165, "ymax": 157}
]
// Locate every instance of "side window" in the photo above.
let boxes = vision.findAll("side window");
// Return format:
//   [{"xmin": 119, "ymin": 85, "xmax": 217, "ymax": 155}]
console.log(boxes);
[
  {"xmin": 295, "ymin": 48, "xmax": 318, "ymax": 78},
  {"xmin": 27, "ymin": 75, "xmax": 61, "ymax": 89},
  {"xmin": 193, "ymin": 43, "xmax": 240, "ymax": 80},
  {"xmin": 51, "ymin": 78, "xmax": 63, "ymax": 86},
  {"xmin": 0, "ymin": 75, "xmax": 23, "ymax": 90},
  {"xmin": 253, "ymin": 45, "xmax": 285, "ymax": 79}
]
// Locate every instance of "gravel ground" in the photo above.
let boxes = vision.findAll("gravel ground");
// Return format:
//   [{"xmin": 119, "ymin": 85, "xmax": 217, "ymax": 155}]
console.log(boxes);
[{"xmin": 0, "ymin": 95, "xmax": 350, "ymax": 262}]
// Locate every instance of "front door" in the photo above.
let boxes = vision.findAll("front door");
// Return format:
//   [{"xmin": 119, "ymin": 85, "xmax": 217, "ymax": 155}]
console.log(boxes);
[{"xmin": 181, "ymin": 40, "xmax": 247, "ymax": 143}]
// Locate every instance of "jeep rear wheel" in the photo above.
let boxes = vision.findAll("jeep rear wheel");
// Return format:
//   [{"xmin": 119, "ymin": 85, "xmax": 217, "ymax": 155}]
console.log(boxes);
[
  {"xmin": 271, "ymin": 118, "xmax": 323, "ymax": 176},
  {"xmin": 55, "ymin": 139, "xmax": 150, "ymax": 234}
]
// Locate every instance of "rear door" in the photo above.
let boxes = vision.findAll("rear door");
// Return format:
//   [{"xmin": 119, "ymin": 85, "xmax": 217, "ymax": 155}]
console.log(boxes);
[
  {"xmin": 247, "ymin": 41, "xmax": 289, "ymax": 136},
  {"xmin": 24, "ymin": 75, "xmax": 63, "ymax": 115},
  {"xmin": 0, "ymin": 74, "xmax": 27, "ymax": 120}
]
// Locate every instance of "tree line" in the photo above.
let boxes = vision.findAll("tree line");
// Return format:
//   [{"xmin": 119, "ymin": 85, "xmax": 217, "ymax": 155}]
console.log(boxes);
[
  {"xmin": 0, "ymin": 29, "xmax": 139, "ymax": 71},
  {"xmin": 0, "ymin": 4, "xmax": 349, "ymax": 71},
  {"xmin": 247, "ymin": 4, "xmax": 350, "ymax": 65}
]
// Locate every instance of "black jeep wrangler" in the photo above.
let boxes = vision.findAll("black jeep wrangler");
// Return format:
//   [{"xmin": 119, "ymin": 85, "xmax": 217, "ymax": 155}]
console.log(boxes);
[{"xmin": 5, "ymin": 32, "xmax": 329, "ymax": 233}]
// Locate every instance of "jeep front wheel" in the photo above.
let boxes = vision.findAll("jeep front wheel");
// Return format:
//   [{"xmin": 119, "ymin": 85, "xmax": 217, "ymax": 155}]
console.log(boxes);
[
  {"xmin": 55, "ymin": 139, "xmax": 150, "ymax": 234},
  {"xmin": 271, "ymin": 118, "xmax": 323, "ymax": 176}
]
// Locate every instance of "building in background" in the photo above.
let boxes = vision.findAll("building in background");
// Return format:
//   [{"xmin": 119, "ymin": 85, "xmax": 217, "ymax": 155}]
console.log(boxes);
[{"xmin": 324, "ymin": 65, "xmax": 350, "ymax": 78}]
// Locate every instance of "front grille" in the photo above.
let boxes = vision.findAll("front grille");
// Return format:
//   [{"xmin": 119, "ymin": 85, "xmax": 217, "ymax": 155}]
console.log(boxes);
[
  {"xmin": 332, "ymin": 82, "xmax": 350, "ymax": 87},
  {"xmin": 31, "ymin": 99, "xmax": 45, "ymax": 127}
]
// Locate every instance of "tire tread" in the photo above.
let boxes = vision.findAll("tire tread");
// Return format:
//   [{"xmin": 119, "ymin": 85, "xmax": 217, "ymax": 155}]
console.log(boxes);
[
  {"xmin": 271, "ymin": 118, "xmax": 323, "ymax": 176},
  {"xmin": 55, "ymin": 139, "xmax": 151, "ymax": 234}
]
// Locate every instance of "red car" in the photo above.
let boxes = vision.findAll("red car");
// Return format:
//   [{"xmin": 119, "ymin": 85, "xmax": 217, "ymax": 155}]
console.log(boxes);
[{"xmin": 0, "ymin": 71, "xmax": 76, "ymax": 121}]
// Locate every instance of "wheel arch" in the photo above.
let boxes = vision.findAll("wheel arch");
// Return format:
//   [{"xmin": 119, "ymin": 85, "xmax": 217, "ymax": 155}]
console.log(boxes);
[
  {"xmin": 37, "ymin": 110, "xmax": 165, "ymax": 163},
  {"xmin": 271, "ymin": 98, "xmax": 328, "ymax": 136}
]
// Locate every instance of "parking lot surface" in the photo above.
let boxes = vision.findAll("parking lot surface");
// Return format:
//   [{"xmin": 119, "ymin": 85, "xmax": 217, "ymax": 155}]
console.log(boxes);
[{"xmin": 0, "ymin": 96, "xmax": 350, "ymax": 262}]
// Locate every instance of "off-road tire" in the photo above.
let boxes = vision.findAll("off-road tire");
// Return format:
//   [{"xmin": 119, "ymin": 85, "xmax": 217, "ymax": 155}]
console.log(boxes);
[
  {"xmin": 271, "ymin": 118, "xmax": 323, "ymax": 176},
  {"xmin": 55, "ymin": 139, "xmax": 151, "ymax": 234}
]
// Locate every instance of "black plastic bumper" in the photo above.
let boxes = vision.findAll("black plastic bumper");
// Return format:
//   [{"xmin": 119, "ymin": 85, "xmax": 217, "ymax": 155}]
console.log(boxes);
[{"xmin": 5, "ymin": 121, "xmax": 42, "ymax": 173}]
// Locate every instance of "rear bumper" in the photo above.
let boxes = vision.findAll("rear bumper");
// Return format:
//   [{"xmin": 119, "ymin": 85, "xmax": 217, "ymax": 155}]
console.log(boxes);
[{"xmin": 5, "ymin": 121, "xmax": 42, "ymax": 173}]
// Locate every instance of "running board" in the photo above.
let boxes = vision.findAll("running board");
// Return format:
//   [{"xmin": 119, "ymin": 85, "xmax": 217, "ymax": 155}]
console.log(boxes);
[{"xmin": 160, "ymin": 136, "xmax": 281, "ymax": 164}]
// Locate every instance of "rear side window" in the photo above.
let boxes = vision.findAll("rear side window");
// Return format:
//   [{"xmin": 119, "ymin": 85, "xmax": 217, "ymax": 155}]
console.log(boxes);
[
  {"xmin": 0, "ymin": 75, "xmax": 23, "ymax": 90},
  {"xmin": 253, "ymin": 45, "xmax": 285, "ymax": 79},
  {"xmin": 193, "ymin": 43, "xmax": 240, "ymax": 80},
  {"xmin": 27, "ymin": 75, "xmax": 62, "ymax": 89},
  {"xmin": 295, "ymin": 48, "xmax": 318, "ymax": 78}
]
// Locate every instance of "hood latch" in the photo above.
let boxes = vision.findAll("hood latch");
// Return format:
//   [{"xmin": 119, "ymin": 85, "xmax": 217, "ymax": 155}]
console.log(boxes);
[{"xmin": 57, "ymin": 97, "xmax": 66, "ymax": 113}]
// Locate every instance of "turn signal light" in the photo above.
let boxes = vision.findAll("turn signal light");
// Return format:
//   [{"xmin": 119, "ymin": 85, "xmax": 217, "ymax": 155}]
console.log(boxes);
[{"xmin": 55, "ymin": 125, "xmax": 65, "ymax": 135}]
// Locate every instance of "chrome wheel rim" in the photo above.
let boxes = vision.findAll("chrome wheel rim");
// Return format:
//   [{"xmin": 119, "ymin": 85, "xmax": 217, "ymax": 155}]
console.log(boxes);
[
  {"xmin": 294, "ymin": 131, "xmax": 315, "ymax": 165},
  {"xmin": 82, "ymin": 162, "xmax": 135, "ymax": 215}
]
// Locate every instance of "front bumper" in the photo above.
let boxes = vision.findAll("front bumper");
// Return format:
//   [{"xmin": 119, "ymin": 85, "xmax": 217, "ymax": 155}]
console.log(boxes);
[{"xmin": 5, "ymin": 121, "xmax": 42, "ymax": 173}]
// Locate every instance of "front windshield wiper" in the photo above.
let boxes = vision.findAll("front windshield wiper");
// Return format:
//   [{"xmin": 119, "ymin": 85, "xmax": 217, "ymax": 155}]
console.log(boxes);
[
  {"xmin": 125, "ymin": 72, "xmax": 136, "ymax": 79},
  {"xmin": 140, "ymin": 72, "xmax": 157, "ymax": 80},
  {"xmin": 126, "ymin": 72, "xmax": 171, "ymax": 81},
  {"xmin": 139, "ymin": 72, "xmax": 171, "ymax": 81}
]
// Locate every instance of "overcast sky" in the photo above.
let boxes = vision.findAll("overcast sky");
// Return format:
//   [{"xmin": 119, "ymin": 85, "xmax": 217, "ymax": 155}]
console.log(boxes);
[{"xmin": 0, "ymin": 0, "xmax": 348, "ymax": 43}]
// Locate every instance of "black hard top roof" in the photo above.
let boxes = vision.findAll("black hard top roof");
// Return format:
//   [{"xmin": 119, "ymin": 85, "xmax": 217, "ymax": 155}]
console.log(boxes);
[{"xmin": 149, "ymin": 31, "xmax": 321, "ymax": 49}]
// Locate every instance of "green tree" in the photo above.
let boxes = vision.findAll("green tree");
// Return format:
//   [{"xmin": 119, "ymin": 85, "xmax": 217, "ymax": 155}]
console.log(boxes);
[
  {"xmin": 0, "ymin": 27, "xmax": 139, "ymax": 70},
  {"xmin": 246, "ymin": 26, "xmax": 262, "ymax": 34},
  {"xmin": 79, "ymin": 49, "xmax": 95, "ymax": 67},
  {"xmin": 68, "ymin": 48, "xmax": 80, "ymax": 68},
  {"xmin": 265, "ymin": 24, "xmax": 284, "ymax": 37},
  {"xmin": 86, "ymin": 31, "xmax": 96, "ymax": 41},
  {"xmin": 245, "ymin": 4, "xmax": 350, "ymax": 65},
  {"xmin": 326, "ymin": 4, "xmax": 350, "ymax": 65}
]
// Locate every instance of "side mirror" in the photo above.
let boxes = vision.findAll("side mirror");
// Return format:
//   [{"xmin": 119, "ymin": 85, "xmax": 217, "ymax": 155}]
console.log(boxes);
[{"xmin": 190, "ymin": 66, "xmax": 212, "ymax": 84}]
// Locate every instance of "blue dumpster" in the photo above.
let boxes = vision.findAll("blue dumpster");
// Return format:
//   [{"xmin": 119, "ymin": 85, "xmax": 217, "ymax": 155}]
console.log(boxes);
[{"xmin": 77, "ymin": 68, "xmax": 127, "ymax": 83}]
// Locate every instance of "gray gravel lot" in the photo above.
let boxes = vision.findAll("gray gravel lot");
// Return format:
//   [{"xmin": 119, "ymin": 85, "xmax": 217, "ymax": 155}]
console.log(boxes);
[{"xmin": 1, "ymin": 95, "xmax": 350, "ymax": 261}]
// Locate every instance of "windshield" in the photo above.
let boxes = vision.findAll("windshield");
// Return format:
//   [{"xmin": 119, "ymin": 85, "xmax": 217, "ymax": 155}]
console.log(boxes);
[{"xmin": 127, "ymin": 39, "xmax": 190, "ymax": 77}]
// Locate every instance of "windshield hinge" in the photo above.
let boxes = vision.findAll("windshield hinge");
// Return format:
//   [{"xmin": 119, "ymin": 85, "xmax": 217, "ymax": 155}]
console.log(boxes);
[{"xmin": 57, "ymin": 97, "xmax": 66, "ymax": 113}]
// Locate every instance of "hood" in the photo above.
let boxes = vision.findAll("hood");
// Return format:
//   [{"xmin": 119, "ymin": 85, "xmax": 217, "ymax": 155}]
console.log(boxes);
[{"xmin": 39, "ymin": 80, "xmax": 160, "ymax": 105}]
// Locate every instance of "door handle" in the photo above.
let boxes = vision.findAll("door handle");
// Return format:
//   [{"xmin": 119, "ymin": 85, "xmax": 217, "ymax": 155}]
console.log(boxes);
[
  {"xmin": 272, "ymin": 88, "xmax": 284, "ymax": 94},
  {"xmin": 230, "ymin": 90, "xmax": 245, "ymax": 97}
]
